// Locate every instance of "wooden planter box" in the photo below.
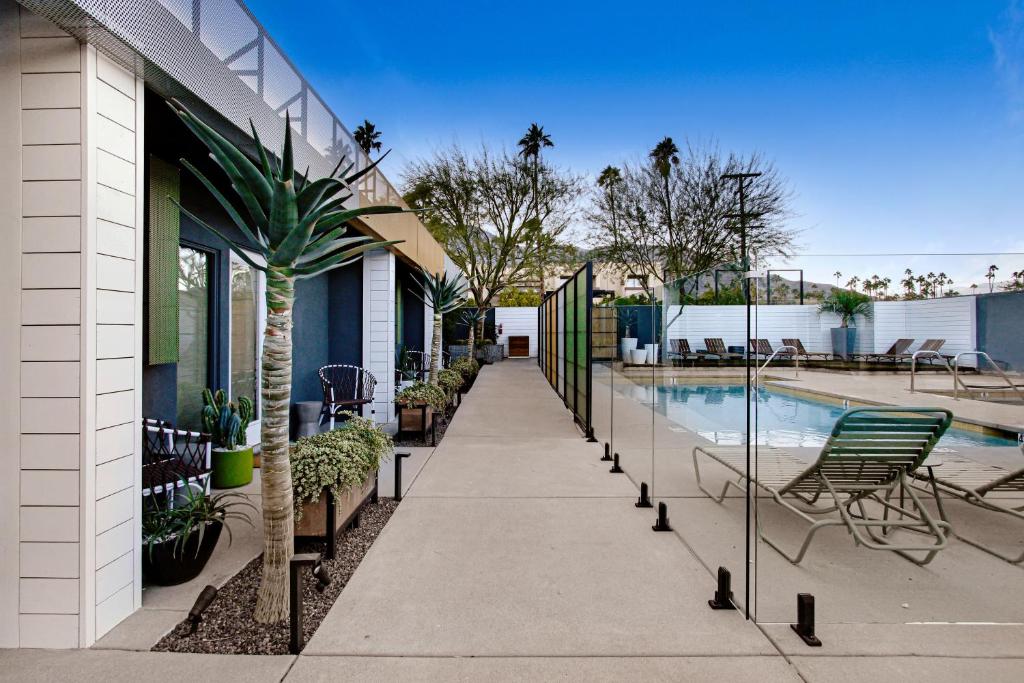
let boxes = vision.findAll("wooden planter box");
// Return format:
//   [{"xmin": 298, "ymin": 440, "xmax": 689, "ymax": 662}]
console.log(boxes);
[
  {"xmin": 294, "ymin": 474, "xmax": 377, "ymax": 539},
  {"xmin": 398, "ymin": 404, "xmax": 433, "ymax": 432}
]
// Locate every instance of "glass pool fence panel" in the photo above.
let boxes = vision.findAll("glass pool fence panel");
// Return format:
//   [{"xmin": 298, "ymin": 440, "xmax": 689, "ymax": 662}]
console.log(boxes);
[
  {"xmin": 642, "ymin": 265, "xmax": 751, "ymax": 613},
  {"xmin": 748, "ymin": 252, "xmax": 1024, "ymax": 631},
  {"xmin": 590, "ymin": 302, "xmax": 616, "ymax": 451}
]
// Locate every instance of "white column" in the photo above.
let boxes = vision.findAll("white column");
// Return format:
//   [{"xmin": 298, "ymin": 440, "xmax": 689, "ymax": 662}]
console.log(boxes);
[{"xmin": 362, "ymin": 249, "xmax": 396, "ymax": 424}]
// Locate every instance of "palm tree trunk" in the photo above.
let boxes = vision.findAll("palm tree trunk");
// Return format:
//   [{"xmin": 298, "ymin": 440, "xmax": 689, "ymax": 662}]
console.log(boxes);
[
  {"xmin": 429, "ymin": 312, "xmax": 442, "ymax": 384},
  {"xmin": 467, "ymin": 315, "xmax": 476, "ymax": 358},
  {"xmin": 253, "ymin": 266, "xmax": 296, "ymax": 623}
]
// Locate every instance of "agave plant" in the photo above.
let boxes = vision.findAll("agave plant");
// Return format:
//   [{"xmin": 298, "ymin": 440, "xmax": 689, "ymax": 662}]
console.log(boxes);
[
  {"xmin": 169, "ymin": 100, "xmax": 405, "ymax": 623},
  {"xmin": 411, "ymin": 269, "xmax": 467, "ymax": 384}
]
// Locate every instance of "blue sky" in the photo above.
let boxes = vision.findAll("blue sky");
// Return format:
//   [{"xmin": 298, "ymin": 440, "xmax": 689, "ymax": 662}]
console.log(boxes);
[{"xmin": 247, "ymin": 0, "xmax": 1024, "ymax": 282}]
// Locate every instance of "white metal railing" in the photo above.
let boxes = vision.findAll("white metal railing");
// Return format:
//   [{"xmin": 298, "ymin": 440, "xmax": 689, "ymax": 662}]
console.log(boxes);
[
  {"xmin": 952, "ymin": 351, "xmax": 1024, "ymax": 402},
  {"xmin": 754, "ymin": 345, "xmax": 798, "ymax": 385},
  {"xmin": 909, "ymin": 350, "xmax": 960, "ymax": 393}
]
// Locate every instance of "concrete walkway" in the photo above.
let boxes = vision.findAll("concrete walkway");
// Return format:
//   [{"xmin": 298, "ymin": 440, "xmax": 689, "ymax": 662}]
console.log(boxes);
[{"xmin": 4, "ymin": 360, "xmax": 1021, "ymax": 681}]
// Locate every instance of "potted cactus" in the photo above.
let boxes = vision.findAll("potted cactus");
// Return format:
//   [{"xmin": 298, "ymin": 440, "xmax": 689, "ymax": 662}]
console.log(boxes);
[{"xmin": 202, "ymin": 389, "xmax": 255, "ymax": 489}]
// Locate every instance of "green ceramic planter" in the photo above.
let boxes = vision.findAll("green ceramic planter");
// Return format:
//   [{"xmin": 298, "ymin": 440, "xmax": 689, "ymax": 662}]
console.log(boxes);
[{"xmin": 211, "ymin": 446, "xmax": 254, "ymax": 489}]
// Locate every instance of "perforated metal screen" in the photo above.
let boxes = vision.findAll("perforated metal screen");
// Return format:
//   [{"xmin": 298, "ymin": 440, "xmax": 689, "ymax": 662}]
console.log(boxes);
[{"xmin": 18, "ymin": 0, "xmax": 406, "ymax": 211}]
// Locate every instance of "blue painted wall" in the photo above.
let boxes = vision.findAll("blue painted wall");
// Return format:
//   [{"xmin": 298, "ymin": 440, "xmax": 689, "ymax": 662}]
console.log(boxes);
[
  {"xmin": 327, "ymin": 263, "xmax": 364, "ymax": 368},
  {"xmin": 291, "ymin": 274, "xmax": 330, "ymax": 403},
  {"xmin": 976, "ymin": 291, "xmax": 1024, "ymax": 370},
  {"xmin": 616, "ymin": 305, "xmax": 662, "ymax": 352}
]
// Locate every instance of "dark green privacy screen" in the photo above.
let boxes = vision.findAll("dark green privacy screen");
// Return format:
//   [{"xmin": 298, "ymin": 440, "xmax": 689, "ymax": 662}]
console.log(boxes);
[
  {"xmin": 148, "ymin": 156, "xmax": 181, "ymax": 365},
  {"xmin": 538, "ymin": 262, "xmax": 593, "ymax": 439}
]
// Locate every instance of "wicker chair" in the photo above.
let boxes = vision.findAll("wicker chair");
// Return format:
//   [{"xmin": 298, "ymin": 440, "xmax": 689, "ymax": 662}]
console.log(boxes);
[
  {"xmin": 142, "ymin": 418, "xmax": 212, "ymax": 507},
  {"xmin": 318, "ymin": 364, "xmax": 376, "ymax": 428}
]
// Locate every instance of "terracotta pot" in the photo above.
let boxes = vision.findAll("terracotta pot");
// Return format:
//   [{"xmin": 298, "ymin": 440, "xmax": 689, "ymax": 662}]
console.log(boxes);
[{"xmin": 294, "ymin": 474, "xmax": 377, "ymax": 537}]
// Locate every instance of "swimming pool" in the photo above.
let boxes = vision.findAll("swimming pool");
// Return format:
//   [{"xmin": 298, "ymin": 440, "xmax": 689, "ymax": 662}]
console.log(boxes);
[{"xmin": 655, "ymin": 383, "xmax": 1018, "ymax": 449}]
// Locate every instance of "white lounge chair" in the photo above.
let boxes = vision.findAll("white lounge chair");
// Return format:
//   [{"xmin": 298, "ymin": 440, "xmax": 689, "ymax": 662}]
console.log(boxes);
[
  {"xmin": 693, "ymin": 406, "xmax": 954, "ymax": 565},
  {"xmin": 912, "ymin": 447, "xmax": 1024, "ymax": 564}
]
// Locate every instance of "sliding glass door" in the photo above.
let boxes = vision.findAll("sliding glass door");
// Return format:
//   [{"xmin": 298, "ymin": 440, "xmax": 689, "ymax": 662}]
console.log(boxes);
[{"xmin": 230, "ymin": 252, "xmax": 265, "ymax": 444}]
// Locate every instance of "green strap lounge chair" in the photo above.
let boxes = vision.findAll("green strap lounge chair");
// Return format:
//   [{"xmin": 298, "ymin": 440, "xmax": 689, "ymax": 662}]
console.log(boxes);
[
  {"xmin": 693, "ymin": 406, "xmax": 953, "ymax": 565},
  {"xmin": 911, "ymin": 447, "xmax": 1024, "ymax": 564}
]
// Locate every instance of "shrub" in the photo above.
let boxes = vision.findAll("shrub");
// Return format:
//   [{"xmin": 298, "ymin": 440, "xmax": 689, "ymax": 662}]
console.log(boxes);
[
  {"xmin": 394, "ymin": 381, "xmax": 448, "ymax": 411},
  {"xmin": 290, "ymin": 416, "xmax": 393, "ymax": 520},
  {"xmin": 437, "ymin": 368, "xmax": 464, "ymax": 396},
  {"xmin": 497, "ymin": 289, "xmax": 541, "ymax": 307},
  {"xmin": 451, "ymin": 356, "xmax": 480, "ymax": 379},
  {"xmin": 818, "ymin": 288, "xmax": 872, "ymax": 327}
]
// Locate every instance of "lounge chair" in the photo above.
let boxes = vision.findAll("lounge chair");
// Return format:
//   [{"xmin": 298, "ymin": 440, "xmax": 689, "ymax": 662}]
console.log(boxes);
[
  {"xmin": 703, "ymin": 338, "xmax": 743, "ymax": 360},
  {"xmin": 854, "ymin": 338, "xmax": 914, "ymax": 363},
  {"xmin": 914, "ymin": 339, "xmax": 954, "ymax": 363},
  {"xmin": 912, "ymin": 446, "xmax": 1024, "ymax": 563},
  {"xmin": 668, "ymin": 339, "xmax": 701, "ymax": 366},
  {"xmin": 693, "ymin": 406, "xmax": 953, "ymax": 565},
  {"xmin": 749, "ymin": 338, "xmax": 775, "ymax": 358},
  {"xmin": 782, "ymin": 338, "xmax": 832, "ymax": 361}
]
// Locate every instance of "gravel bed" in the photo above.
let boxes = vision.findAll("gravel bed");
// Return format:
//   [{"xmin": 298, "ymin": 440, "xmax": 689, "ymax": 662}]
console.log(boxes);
[{"xmin": 152, "ymin": 498, "xmax": 398, "ymax": 655}]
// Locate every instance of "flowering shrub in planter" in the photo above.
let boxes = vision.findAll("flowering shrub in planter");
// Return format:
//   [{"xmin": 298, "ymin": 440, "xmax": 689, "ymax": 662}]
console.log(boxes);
[
  {"xmin": 291, "ymin": 416, "xmax": 392, "ymax": 525},
  {"xmin": 437, "ymin": 368, "xmax": 464, "ymax": 399}
]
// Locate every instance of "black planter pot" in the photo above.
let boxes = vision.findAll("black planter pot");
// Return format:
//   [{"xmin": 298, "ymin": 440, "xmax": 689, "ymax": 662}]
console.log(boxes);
[{"xmin": 142, "ymin": 521, "xmax": 223, "ymax": 586}]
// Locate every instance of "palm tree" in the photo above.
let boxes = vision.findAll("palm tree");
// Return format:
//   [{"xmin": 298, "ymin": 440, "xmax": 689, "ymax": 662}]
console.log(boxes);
[
  {"xmin": 597, "ymin": 165, "xmax": 623, "ymax": 240},
  {"xmin": 412, "ymin": 269, "xmax": 468, "ymax": 384},
  {"xmin": 901, "ymin": 268, "xmax": 917, "ymax": 296},
  {"xmin": 518, "ymin": 123, "xmax": 554, "ymax": 295},
  {"xmin": 819, "ymin": 289, "xmax": 873, "ymax": 328},
  {"xmin": 986, "ymin": 264, "xmax": 999, "ymax": 293},
  {"xmin": 354, "ymin": 119, "xmax": 382, "ymax": 156},
  {"xmin": 846, "ymin": 275, "xmax": 860, "ymax": 291},
  {"xmin": 833, "ymin": 271, "xmax": 842, "ymax": 288},
  {"xmin": 649, "ymin": 136, "xmax": 680, "ymax": 253},
  {"xmin": 170, "ymin": 101, "xmax": 404, "ymax": 622}
]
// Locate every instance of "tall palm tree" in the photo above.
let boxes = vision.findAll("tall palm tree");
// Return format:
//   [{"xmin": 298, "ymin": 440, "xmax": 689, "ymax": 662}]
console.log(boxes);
[
  {"xmin": 597, "ymin": 165, "xmax": 623, "ymax": 240},
  {"xmin": 649, "ymin": 136, "xmax": 680, "ymax": 256},
  {"xmin": 411, "ymin": 269, "xmax": 468, "ymax": 384},
  {"xmin": 833, "ymin": 271, "xmax": 842, "ymax": 288},
  {"xmin": 986, "ymin": 264, "xmax": 999, "ymax": 293},
  {"xmin": 169, "ymin": 101, "xmax": 403, "ymax": 623},
  {"xmin": 354, "ymin": 119, "xmax": 383, "ymax": 156},
  {"xmin": 518, "ymin": 123, "xmax": 554, "ymax": 295}
]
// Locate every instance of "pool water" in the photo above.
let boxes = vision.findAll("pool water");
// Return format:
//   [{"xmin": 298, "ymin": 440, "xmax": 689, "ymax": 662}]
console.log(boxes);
[{"xmin": 655, "ymin": 384, "xmax": 1018, "ymax": 449}]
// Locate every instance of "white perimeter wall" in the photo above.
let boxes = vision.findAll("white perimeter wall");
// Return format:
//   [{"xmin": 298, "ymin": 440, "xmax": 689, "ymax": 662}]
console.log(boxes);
[
  {"xmin": 495, "ymin": 306, "xmax": 537, "ymax": 357},
  {"xmin": 665, "ymin": 296, "xmax": 977, "ymax": 361}
]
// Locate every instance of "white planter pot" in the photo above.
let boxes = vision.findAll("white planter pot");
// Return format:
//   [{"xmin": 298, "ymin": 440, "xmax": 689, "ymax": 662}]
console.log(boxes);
[
  {"xmin": 621, "ymin": 337, "xmax": 638, "ymax": 359},
  {"xmin": 630, "ymin": 349, "xmax": 648, "ymax": 365},
  {"xmin": 644, "ymin": 343, "xmax": 660, "ymax": 364}
]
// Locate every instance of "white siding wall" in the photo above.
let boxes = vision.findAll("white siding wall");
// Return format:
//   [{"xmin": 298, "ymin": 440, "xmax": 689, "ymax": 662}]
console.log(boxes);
[
  {"xmin": 495, "ymin": 307, "xmax": 538, "ymax": 357},
  {"xmin": 89, "ymin": 48, "xmax": 143, "ymax": 641},
  {"xmin": 14, "ymin": 8, "xmax": 83, "ymax": 649},
  {"xmin": 0, "ymin": 5, "xmax": 143, "ymax": 647},
  {"xmin": 665, "ymin": 297, "xmax": 976, "ymax": 358},
  {"xmin": 363, "ymin": 250, "xmax": 395, "ymax": 423}
]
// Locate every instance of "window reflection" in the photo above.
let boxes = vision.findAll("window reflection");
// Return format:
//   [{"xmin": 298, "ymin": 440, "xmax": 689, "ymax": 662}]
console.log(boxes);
[{"xmin": 177, "ymin": 247, "xmax": 209, "ymax": 429}]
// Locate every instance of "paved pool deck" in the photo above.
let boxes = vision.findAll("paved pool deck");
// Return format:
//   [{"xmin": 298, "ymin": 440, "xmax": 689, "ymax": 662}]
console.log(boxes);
[{"xmin": 3, "ymin": 359, "xmax": 1022, "ymax": 681}]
